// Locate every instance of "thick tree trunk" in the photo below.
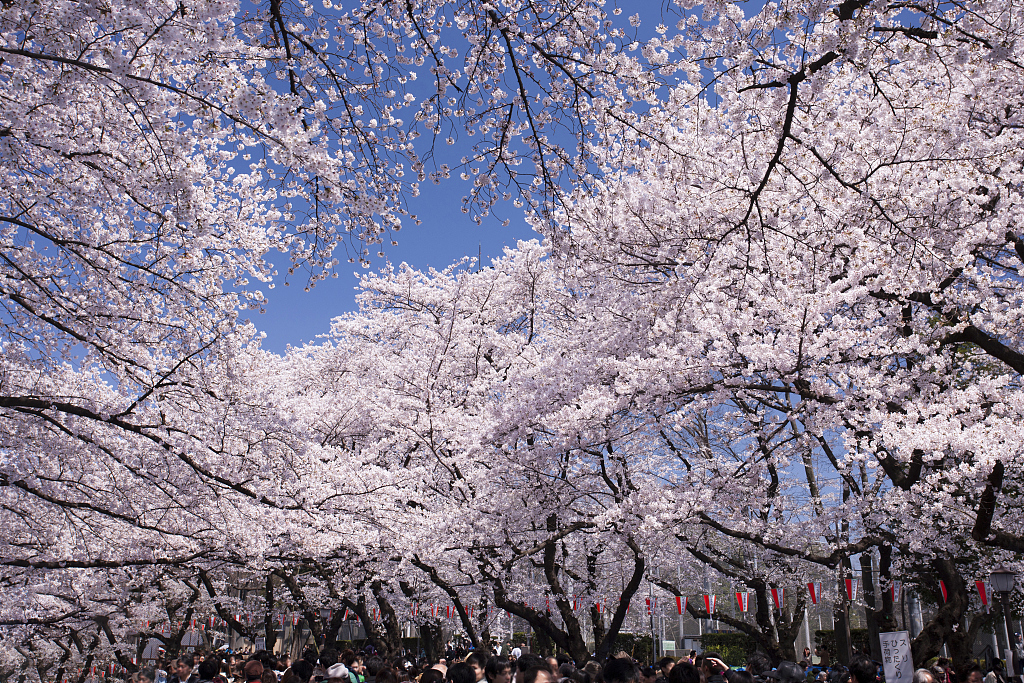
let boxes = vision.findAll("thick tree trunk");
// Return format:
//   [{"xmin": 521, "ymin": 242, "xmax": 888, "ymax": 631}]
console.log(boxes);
[
  {"xmin": 834, "ymin": 574, "xmax": 853, "ymax": 666},
  {"xmin": 910, "ymin": 558, "xmax": 971, "ymax": 668},
  {"xmin": 861, "ymin": 554, "xmax": 881, "ymax": 662},
  {"xmin": 421, "ymin": 621, "xmax": 444, "ymax": 662},
  {"xmin": 372, "ymin": 580, "xmax": 403, "ymax": 655}
]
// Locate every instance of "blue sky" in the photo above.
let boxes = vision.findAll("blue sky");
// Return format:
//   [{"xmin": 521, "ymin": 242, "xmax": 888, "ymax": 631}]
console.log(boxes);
[
  {"xmin": 252, "ymin": 180, "xmax": 537, "ymax": 353},
  {"xmin": 247, "ymin": 0, "xmax": 688, "ymax": 354}
]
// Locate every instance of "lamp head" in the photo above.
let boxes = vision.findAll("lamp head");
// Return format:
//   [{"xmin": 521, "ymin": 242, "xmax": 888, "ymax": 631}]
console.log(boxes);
[{"xmin": 990, "ymin": 566, "xmax": 1017, "ymax": 594}]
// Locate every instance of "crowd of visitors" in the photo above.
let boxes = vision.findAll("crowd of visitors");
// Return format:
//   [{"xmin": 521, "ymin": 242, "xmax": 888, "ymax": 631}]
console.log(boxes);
[{"xmin": 123, "ymin": 643, "xmax": 1015, "ymax": 683}]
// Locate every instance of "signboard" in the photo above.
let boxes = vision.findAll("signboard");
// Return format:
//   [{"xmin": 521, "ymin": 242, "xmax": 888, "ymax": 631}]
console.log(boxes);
[{"xmin": 880, "ymin": 631, "xmax": 913, "ymax": 683}]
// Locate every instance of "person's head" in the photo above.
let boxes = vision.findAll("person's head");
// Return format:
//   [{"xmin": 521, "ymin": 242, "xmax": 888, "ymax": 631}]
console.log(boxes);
[
  {"xmin": 244, "ymin": 660, "xmax": 266, "ymax": 683},
  {"xmin": 524, "ymin": 668, "xmax": 556, "ymax": 683},
  {"xmin": 766, "ymin": 662, "xmax": 803, "ymax": 683},
  {"xmin": 517, "ymin": 656, "xmax": 548, "ymax": 683},
  {"xmin": 198, "ymin": 658, "xmax": 221, "ymax": 681},
  {"xmin": 321, "ymin": 650, "xmax": 341, "ymax": 670},
  {"xmin": 848, "ymin": 656, "xmax": 875, "ymax": 683},
  {"xmin": 262, "ymin": 670, "xmax": 278, "ymax": 683},
  {"xmin": 727, "ymin": 672, "xmax": 754, "ymax": 683},
  {"xmin": 993, "ymin": 661, "xmax": 1005, "ymax": 673},
  {"xmin": 449, "ymin": 663, "xmax": 480, "ymax": 683},
  {"xmin": 548, "ymin": 659, "xmax": 560, "ymax": 676},
  {"xmin": 291, "ymin": 661, "xmax": 314, "ymax": 683},
  {"xmin": 140, "ymin": 670, "xmax": 156, "ymax": 683},
  {"xmin": 486, "ymin": 659, "xmax": 512, "ymax": 683},
  {"xmin": 745, "ymin": 654, "xmax": 770, "ymax": 679},
  {"xmin": 604, "ymin": 658, "xmax": 639, "ymax": 683},
  {"xmin": 423, "ymin": 669, "xmax": 446, "ymax": 683},
  {"xmin": 669, "ymin": 662, "xmax": 701, "ymax": 683},
  {"xmin": 658, "ymin": 660, "xmax": 675, "ymax": 678},
  {"xmin": 179, "ymin": 655, "xmax": 196, "ymax": 679},
  {"xmin": 466, "ymin": 652, "xmax": 489, "ymax": 682},
  {"xmin": 377, "ymin": 668, "xmax": 400, "ymax": 683},
  {"xmin": 327, "ymin": 664, "xmax": 350, "ymax": 683},
  {"xmin": 960, "ymin": 665, "xmax": 982, "ymax": 683},
  {"xmin": 912, "ymin": 670, "xmax": 937, "ymax": 683},
  {"xmin": 701, "ymin": 655, "xmax": 724, "ymax": 678},
  {"xmin": 641, "ymin": 666, "xmax": 658, "ymax": 683}
]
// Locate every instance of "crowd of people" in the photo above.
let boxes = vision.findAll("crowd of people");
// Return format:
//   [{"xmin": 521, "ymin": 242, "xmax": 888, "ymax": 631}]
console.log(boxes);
[{"xmin": 124, "ymin": 643, "xmax": 1016, "ymax": 683}]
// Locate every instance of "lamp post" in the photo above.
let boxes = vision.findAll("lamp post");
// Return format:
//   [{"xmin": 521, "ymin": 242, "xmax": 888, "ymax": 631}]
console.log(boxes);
[{"xmin": 990, "ymin": 567, "xmax": 1017, "ymax": 675}]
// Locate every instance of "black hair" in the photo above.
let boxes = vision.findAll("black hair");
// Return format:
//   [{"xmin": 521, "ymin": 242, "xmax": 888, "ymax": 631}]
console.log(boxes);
[
  {"xmin": 524, "ymin": 668, "xmax": 552, "ymax": 683},
  {"xmin": 701, "ymin": 655, "xmax": 724, "ymax": 676},
  {"xmin": 449, "ymin": 663, "xmax": 479, "ymax": 683},
  {"xmin": 519, "ymin": 656, "xmax": 548, "ymax": 673},
  {"xmin": 669, "ymin": 663, "xmax": 702, "ymax": 683},
  {"xmin": 486, "ymin": 657, "xmax": 511, "ymax": 683},
  {"xmin": 467, "ymin": 653, "xmax": 489, "ymax": 671},
  {"xmin": 199, "ymin": 658, "xmax": 222, "ymax": 680},
  {"xmin": 422, "ymin": 670, "xmax": 446, "ymax": 683},
  {"xmin": 727, "ymin": 673, "xmax": 754, "ymax": 683},
  {"xmin": 366, "ymin": 657, "xmax": 386, "ymax": 676},
  {"xmin": 293, "ymin": 661, "xmax": 315, "ymax": 683},
  {"xmin": 849, "ymin": 656, "xmax": 876, "ymax": 683},
  {"xmin": 321, "ymin": 649, "xmax": 341, "ymax": 669},
  {"xmin": 604, "ymin": 659, "xmax": 639, "ymax": 683},
  {"xmin": 180, "ymin": 655, "xmax": 196, "ymax": 670}
]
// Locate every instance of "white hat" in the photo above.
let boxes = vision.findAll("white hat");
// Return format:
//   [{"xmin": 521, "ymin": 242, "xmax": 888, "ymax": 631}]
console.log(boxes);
[{"xmin": 327, "ymin": 663, "xmax": 350, "ymax": 681}]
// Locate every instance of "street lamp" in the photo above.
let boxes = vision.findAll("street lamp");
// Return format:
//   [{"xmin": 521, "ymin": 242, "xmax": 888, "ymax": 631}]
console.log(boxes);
[{"xmin": 990, "ymin": 567, "xmax": 1017, "ymax": 674}]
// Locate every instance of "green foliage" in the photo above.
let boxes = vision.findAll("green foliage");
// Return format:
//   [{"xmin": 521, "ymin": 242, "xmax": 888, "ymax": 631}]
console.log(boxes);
[{"xmin": 700, "ymin": 633, "xmax": 759, "ymax": 667}]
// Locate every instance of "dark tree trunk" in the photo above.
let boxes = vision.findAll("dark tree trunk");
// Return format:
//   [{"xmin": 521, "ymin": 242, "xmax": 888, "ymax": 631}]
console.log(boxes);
[
  {"xmin": 861, "ymin": 554, "xmax": 882, "ymax": 662},
  {"xmin": 372, "ymin": 580, "xmax": 403, "ymax": 655},
  {"xmin": 420, "ymin": 621, "xmax": 444, "ymax": 662},
  {"xmin": 910, "ymin": 558, "xmax": 971, "ymax": 669}
]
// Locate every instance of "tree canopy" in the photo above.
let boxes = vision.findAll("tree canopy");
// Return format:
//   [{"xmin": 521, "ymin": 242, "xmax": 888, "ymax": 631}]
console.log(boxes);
[{"xmin": 4, "ymin": 0, "xmax": 1024, "ymax": 678}]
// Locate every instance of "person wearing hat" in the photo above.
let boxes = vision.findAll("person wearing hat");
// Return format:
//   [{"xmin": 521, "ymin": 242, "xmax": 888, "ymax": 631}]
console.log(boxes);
[
  {"xmin": 328, "ymin": 664, "xmax": 352, "ymax": 683},
  {"xmin": 765, "ymin": 662, "xmax": 805, "ymax": 683}
]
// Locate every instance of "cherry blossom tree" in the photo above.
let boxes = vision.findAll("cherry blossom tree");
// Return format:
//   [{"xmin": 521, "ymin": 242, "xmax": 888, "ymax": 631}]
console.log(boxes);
[{"xmin": 9, "ymin": 0, "xmax": 1024, "ymax": 677}]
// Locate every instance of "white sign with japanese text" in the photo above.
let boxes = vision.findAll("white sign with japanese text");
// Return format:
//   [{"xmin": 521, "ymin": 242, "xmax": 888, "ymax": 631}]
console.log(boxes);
[{"xmin": 880, "ymin": 631, "xmax": 913, "ymax": 683}]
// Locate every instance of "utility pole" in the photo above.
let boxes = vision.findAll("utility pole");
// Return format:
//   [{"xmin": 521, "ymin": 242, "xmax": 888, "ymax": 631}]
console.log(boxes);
[{"xmin": 650, "ymin": 580, "xmax": 658, "ymax": 662}]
